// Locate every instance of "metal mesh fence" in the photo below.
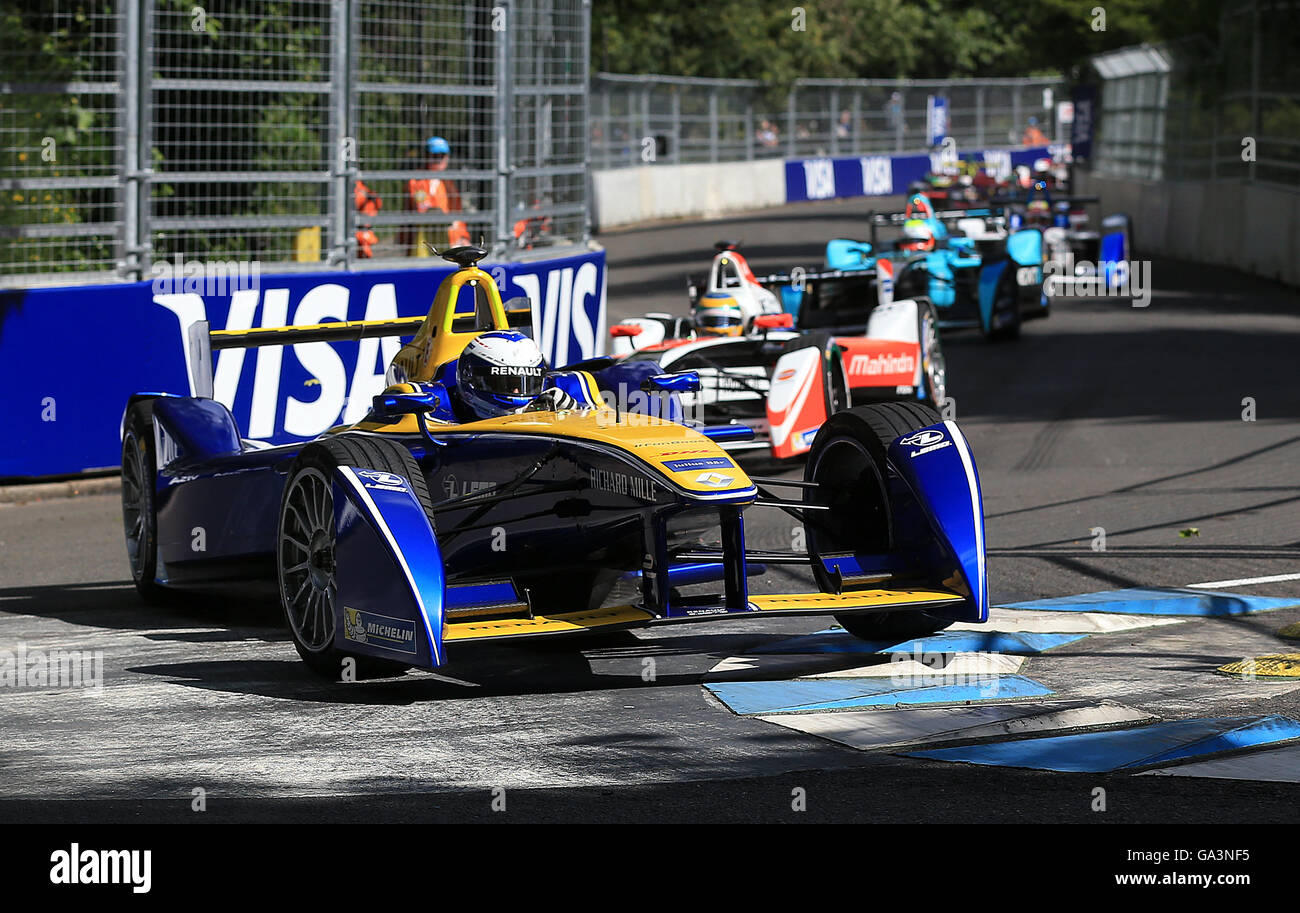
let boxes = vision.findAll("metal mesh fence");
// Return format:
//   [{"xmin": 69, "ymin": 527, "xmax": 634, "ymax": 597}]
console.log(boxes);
[
  {"xmin": 1093, "ymin": 0, "xmax": 1300, "ymax": 186},
  {"xmin": 0, "ymin": 1, "xmax": 123, "ymax": 284},
  {"xmin": 1, "ymin": 0, "xmax": 591, "ymax": 288},
  {"xmin": 590, "ymin": 74, "xmax": 1066, "ymax": 167}
]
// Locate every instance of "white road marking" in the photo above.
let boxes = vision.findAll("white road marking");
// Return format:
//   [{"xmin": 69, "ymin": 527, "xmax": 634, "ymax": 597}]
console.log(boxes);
[
  {"xmin": 1185, "ymin": 572, "xmax": 1300, "ymax": 590},
  {"xmin": 761, "ymin": 700, "xmax": 1151, "ymax": 751},
  {"xmin": 950, "ymin": 608, "xmax": 1185, "ymax": 634},
  {"xmin": 1140, "ymin": 742, "xmax": 1300, "ymax": 783},
  {"xmin": 805, "ymin": 652, "xmax": 1024, "ymax": 679}
]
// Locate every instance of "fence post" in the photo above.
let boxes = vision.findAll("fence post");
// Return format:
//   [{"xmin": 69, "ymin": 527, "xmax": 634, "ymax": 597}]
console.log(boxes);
[
  {"xmin": 120, "ymin": 0, "xmax": 145, "ymax": 280},
  {"xmin": 786, "ymin": 88, "xmax": 796, "ymax": 157},
  {"xmin": 327, "ymin": 0, "xmax": 351, "ymax": 267},
  {"xmin": 829, "ymin": 87, "xmax": 839, "ymax": 155},
  {"xmin": 745, "ymin": 99, "xmax": 754, "ymax": 160},
  {"xmin": 1012, "ymin": 89, "xmax": 1021, "ymax": 146},
  {"xmin": 495, "ymin": 0, "xmax": 513, "ymax": 249},
  {"xmin": 895, "ymin": 90, "xmax": 904, "ymax": 152},
  {"xmin": 976, "ymin": 86, "xmax": 985, "ymax": 147},
  {"xmin": 850, "ymin": 90, "xmax": 861, "ymax": 155},
  {"xmin": 1249, "ymin": 0, "xmax": 1260, "ymax": 183},
  {"xmin": 709, "ymin": 88, "xmax": 719, "ymax": 163},
  {"xmin": 671, "ymin": 86, "xmax": 681, "ymax": 163}
]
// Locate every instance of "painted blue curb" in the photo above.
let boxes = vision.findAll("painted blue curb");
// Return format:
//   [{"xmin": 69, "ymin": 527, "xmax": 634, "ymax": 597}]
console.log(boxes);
[
  {"xmin": 998, "ymin": 587, "xmax": 1300, "ymax": 617},
  {"xmin": 904, "ymin": 714, "xmax": 1300, "ymax": 772},
  {"xmin": 750, "ymin": 630, "xmax": 1087, "ymax": 656},
  {"xmin": 706, "ymin": 675, "xmax": 1052, "ymax": 716}
]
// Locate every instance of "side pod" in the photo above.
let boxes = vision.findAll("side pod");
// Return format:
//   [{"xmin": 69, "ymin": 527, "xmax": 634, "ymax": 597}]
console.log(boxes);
[
  {"xmin": 885, "ymin": 420, "xmax": 988, "ymax": 622},
  {"xmin": 332, "ymin": 466, "xmax": 446, "ymax": 668}
]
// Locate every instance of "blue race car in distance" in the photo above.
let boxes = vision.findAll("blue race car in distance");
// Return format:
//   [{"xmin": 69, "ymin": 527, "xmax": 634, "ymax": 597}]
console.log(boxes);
[
  {"xmin": 828, "ymin": 192, "xmax": 1049, "ymax": 341},
  {"xmin": 120, "ymin": 247, "xmax": 990, "ymax": 678}
]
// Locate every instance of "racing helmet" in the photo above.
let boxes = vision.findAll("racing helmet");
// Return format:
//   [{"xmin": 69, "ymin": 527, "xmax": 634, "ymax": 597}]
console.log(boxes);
[
  {"xmin": 456, "ymin": 330, "xmax": 546, "ymax": 418},
  {"xmin": 901, "ymin": 218, "xmax": 936, "ymax": 251},
  {"xmin": 694, "ymin": 293, "xmax": 745, "ymax": 337}
]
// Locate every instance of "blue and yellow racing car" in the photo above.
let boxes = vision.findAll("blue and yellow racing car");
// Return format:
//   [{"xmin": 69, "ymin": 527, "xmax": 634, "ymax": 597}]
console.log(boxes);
[{"xmin": 120, "ymin": 247, "xmax": 989, "ymax": 678}]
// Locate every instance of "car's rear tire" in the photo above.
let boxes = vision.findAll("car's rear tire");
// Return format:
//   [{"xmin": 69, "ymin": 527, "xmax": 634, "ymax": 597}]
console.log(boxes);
[
  {"xmin": 916, "ymin": 299, "xmax": 947, "ymax": 408},
  {"xmin": 804, "ymin": 401, "xmax": 954, "ymax": 641},
  {"xmin": 277, "ymin": 434, "xmax": 434, "ymax": 680},
  {"xmin": 121, "ymin": 401, "xmax": 170, "ymax": 604},
  {"xmin": 983, "ymin": 265, "xmax": 1022, "ymax": 342}
]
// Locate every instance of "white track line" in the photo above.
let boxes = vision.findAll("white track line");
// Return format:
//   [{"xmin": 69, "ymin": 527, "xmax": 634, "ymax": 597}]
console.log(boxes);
[{"xmin": 1185, "ymin": 572, "xmax": 1300, "ymax": 590}]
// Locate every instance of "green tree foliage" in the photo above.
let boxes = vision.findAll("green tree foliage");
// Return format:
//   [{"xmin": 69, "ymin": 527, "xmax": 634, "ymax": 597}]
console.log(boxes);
[{"xmin": 593, "ymin": 0, "xmax": 1202, "ymax": 81}]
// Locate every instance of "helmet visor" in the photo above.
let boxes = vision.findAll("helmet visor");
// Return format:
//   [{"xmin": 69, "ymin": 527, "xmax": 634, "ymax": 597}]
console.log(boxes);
[{"xmin": 461, "ymin": 361, "xmax": 546, "ymax": 398}]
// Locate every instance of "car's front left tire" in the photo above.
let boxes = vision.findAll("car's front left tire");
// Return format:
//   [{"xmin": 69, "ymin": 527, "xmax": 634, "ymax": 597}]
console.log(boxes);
[{"xmin": 278, "ymin": 435, "xmax": 430, "ymax": 680}]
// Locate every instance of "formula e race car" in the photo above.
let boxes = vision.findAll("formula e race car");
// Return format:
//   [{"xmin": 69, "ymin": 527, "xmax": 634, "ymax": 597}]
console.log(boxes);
[
  {"xmin": 603, "ymin": 242, "xmax": 947, "ymax": 460},
  {"xmin": 835, "ymin": 192, "xmax": 1049, "ymax": 340},
  {"xmin": 119, "ymin": 247, "xmax": 988, "ymax": 678}
]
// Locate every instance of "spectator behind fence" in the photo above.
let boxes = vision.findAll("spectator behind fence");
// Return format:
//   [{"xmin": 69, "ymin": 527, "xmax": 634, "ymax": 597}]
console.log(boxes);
[
  {"xmin": 756, "ymin": 119, "xmax": 779, "ymax": 147},
  {"xmin": 353, "ymin": 179, "xmax": 382, "ymax": 258},
  {"xmin": 835, "ymin": 109, "xmax": 852, "ymax": 141},
  {"xmin": 401, "ymin": 135, "xmax": 471, "ymax": 256},
  {"xmin": 1022, "ymin": 116, "xmax": 1048, "ymax": 146}
]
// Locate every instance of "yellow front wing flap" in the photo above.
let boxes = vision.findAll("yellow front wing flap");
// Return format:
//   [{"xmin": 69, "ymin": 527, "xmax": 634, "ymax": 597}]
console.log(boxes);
[
  {"xmin": 749, "ymin": 588, "xmax": 965, "ymax": 615},
  {"xmin": 441, "ymin": 587, "xmax": 965, "ymax": 643}
]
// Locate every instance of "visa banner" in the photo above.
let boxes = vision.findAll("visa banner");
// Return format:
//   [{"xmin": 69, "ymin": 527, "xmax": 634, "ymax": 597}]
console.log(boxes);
[
  {"xmin": 785, "ymin": 145, "xmax": 1054, "ymax": 203},
  {"xmin": 0, "ymin": 249, "xmax": 606, "ymax": 478}
]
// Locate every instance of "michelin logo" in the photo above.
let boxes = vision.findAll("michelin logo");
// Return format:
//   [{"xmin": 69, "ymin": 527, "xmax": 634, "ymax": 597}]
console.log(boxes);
[{"xmin": 343, "ymin": 607, "xmax": 417, "ymax": 654}]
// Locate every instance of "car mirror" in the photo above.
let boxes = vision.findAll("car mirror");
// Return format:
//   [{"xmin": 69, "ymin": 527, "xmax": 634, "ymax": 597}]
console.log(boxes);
[
  {"xmin": 642, "ymin": 371, "xmax": 701, "ymax": 394},
  {"xmin": 372, "ymin": 387, "xmax": 444, "ymax": 417}
]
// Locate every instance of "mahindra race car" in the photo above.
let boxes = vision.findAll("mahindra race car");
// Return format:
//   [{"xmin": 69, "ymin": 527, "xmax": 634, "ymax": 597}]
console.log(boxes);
[
  {"xmin": 837, "ymin": 192, "xmax": 1050, "ymax": 340},
  {"xmin": 119, "ymin": 247, "xmax": 988, "ymax": 678},
  {"xmin": 603, "ymin": 242, "xmax": 947, "ymax": 460}
]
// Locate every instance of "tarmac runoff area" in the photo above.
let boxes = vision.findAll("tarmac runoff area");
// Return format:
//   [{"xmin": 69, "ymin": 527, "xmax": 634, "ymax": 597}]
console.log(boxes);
[{"xmin": 1, "ymin": 196, "xmax": 1299, "ymax": 821}]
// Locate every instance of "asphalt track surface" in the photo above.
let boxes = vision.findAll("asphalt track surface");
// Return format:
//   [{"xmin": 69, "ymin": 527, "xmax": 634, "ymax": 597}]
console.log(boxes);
[{"xmin": 2, "ymin": 195, "xmax": 1299, "ymax": 823}]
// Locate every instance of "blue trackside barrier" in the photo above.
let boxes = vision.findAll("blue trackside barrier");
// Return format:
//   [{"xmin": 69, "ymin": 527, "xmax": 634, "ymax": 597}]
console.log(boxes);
[
  {"xmin": 0, "ymin": 250, "xmax": 607, "ymax": 478},
  {"xmin": 785, "ymin": 144, "xmax": 1056, "ymax": 203}
]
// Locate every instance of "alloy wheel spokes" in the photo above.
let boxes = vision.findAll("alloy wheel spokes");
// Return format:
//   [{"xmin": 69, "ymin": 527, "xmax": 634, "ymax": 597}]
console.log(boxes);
[{"xmin": 280, "ymin": 469, "xmax": 336, "ymax": 652}]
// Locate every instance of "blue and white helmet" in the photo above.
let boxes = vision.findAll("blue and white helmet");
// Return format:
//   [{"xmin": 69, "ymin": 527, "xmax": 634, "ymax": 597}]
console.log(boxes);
[{"xmin": 456, "ymin": 330, "xmax": 547, "ymax": 418}]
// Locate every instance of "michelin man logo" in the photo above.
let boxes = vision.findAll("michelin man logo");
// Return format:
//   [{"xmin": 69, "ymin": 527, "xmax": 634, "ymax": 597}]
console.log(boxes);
[{"xmin": 344, "ymin": 607, "xmax": 367, "ymax": 643}]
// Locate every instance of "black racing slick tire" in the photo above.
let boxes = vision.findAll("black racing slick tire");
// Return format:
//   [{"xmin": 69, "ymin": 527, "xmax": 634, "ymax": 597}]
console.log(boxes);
[
  {"xmin": 277, "ymin": 434, "xmax": 434, "ymax": 680},
  {"xmin": 982, "ymin": 264, "xmax": 1022, "ymax": 342},
  {"xmin": 916, "ymin": 299, "xmax": 947, "ymax": 408},
  {"xmin": 804, "ymin": 401, "xmax": 954, "ymax": 641},
  {"xmin": 121, "ymin": 400, "xmax": 169, "ymax": 604}
]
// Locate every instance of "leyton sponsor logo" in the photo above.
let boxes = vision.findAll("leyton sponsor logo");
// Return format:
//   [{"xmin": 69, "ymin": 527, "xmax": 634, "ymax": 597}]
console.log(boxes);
[
  {"xmin": 442, "ymin": 474, "xmax": 494, "ymax": 498},
  {"xmin": 343, "ymin": 607, "xmax": 418, "ymax": 654},
  {"xmin": 590, "ymin": 468, "xmax": 658, "ymax": 501}
]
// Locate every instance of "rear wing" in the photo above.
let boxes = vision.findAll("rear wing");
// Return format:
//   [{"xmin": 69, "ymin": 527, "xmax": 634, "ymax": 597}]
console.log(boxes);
[
  {"xmin": 184, "ymin": 302, "xmax": 534, "ymax": 399},
  {"xmin": 184, "ymin": 317, "xmax": 426, "ymax": 399}
]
